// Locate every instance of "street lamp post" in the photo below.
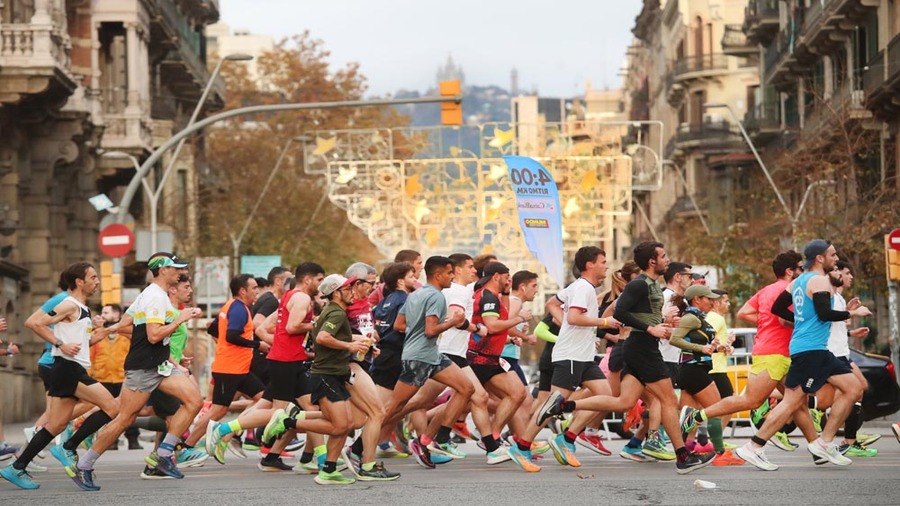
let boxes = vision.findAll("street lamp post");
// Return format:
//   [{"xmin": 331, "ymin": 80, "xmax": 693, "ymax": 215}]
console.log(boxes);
[
  {"xmin": 230, "ymin": 136, "xmax": 310, "ymax": 275},
  {"xmin": 663, "ymin": 160, "xmax": 711, "ymax": 237}
]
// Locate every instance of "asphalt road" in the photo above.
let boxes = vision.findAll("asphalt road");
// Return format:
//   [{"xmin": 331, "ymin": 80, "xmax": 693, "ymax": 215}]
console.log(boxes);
[{"xmin": 2, "ymin": 423, "xmax": 899, "ymax": 505}]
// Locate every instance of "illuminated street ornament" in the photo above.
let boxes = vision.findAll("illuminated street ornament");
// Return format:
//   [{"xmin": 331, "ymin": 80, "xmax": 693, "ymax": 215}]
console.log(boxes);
[
  {"xmin": 488, "ymin": 164, "xmax": 507, "ymax": 182},
  {"xmin": 334, "ymin": 164, "xmax": 357, "ymax": 184},
  {"xmin": 564, "ymin": 197, "xmax": 581, "ymax": 218},
  {"xmin": 405, "ymin": 174, "xmax": 424, "ymax": 198},
  {"xmin": 413, "ymin": 200, "xmax": 431, "ymax": 224},
  {"xmin": 503, "ymin": 156, "xmax": 565, "ymax": 289},
  {"xmin": 313, "ymin": 136, "xmax": 336, "ymax": 156},
  {"xmin": 581, "ymin": 170, "xmax": 600, "ymax": 192},
  {"xmin": 489, "ymin": 128, "xmax": 515, "ymax": 148}
]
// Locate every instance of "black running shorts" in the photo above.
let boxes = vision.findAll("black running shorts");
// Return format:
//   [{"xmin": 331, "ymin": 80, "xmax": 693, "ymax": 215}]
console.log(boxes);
[
  {"xmin": 310, "ymin": 373, "xmax": 351, "ymax": 404},
  {"xmin": 370, "ymin": 346, "xmax": 404, "ymax": 390},
  {"xmin": 48, "ymin": 358, "xmax": 96, "ymax": 398},
  {"xmin": 550, "ymin": 360, "xmax": 605, "ymax": 391},
  {"xmin": 621, "ymin": 333, "xmax": 670, "ymax": 385},
  {"xmin": 210, "ymin": 372, "xmax": 265, "ymax": 406},
  {"xmin": 676, "ymin": 362, "xmax": 714, "ymax": 395},
  {"xmin": 265, "ymin": 360, "xmax": 308, "ymax": 402},
  {"xmin": 785, "ymin": 350, "xmax": 852, "ymax": 394}
]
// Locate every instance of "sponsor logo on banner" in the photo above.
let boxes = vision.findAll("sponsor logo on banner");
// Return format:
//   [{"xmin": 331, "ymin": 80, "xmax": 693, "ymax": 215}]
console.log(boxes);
[
  {"xmin": 523, "ymin": 218, "xmax": 549, "ymax": 228},
  {"xmin": 517, "ymin": 199, "xmax": 556, "ymax": 213}
]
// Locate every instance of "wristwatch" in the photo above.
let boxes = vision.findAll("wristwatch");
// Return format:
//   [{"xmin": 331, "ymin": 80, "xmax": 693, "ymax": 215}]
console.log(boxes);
[{"xmin": 54, "ymin": 339, "xmax": 63, "ymax": 348}]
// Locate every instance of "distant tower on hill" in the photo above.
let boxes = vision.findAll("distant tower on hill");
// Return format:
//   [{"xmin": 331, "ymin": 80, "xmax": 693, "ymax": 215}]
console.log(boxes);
[
  {"xmin": 436, "ymin": 55, "xmax": 465, "ymax": 87},
  {"xmin": 510, "ymin": 68, "xmax": 519, "ymax": 95}
]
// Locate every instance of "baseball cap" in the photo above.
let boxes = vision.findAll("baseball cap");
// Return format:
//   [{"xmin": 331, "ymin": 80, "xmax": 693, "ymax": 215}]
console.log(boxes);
[
  {"xmin": 148, "ymin": 252, "xmax": 188, "ymax": 270},
  {"xmin": 803, "ymin": 239, "xmax": 831, "ymax": 270},
  {"xmin": 477, "ymin": 261, "xmax": 510, "ymax": 287},
  {"xmin": 318, "ymin": 274, "xmax": 357, "ymax": 297},
  {"xmin": 684, "ymin": 284, "xmax": 720, "ymax": 301},
  {"xmin": 691, "ymin": 271, "xmax": 708, "ymax": 281}
]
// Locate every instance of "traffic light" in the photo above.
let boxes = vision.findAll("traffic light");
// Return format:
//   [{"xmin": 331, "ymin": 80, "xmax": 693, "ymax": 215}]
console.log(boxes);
[
  {"xmin": 886, "ymin": 234, "xmax": 900, "ymax": 282},
  {"xmin": 100, "ymin": 260, "xmax": 122, "ymax": 306},
  {"xmin": 440, "ymin": 80, "xmax": 462, "ymax": 126}
]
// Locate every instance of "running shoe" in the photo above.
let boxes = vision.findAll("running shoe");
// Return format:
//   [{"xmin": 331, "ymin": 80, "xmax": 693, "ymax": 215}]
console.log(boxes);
[
  {"xmin": 536, "ymin": 390, "xmax": 565, "ymax": 427},
  {"xmin": 576, "ymin": 432, "xmax": 612, "ymax": 456},
  {"xmin": 769, "ymin": 431, "xmax": 798, "ymax": 451},
  {"xmin": 735, "ymin": 442, "xmax": 779, "ymax": 471},
  {"xmin": 722, "ymin": 440, "xmax": 738, "ymax": 450},
  {"xmin": 692, "ymin": 442, "xmax": 715, "ymax": 453},
  {"xmin": 146, "ymin": 451, "xmax": 185, "ymax": 479},
  {"xmin": 24, "ymin": 428, "xmax": 47, "ymax": 460},
  {"xmin": 531, "ymin": 441, "xmax": 550, "ymax": 454},
  {"xmin": 506, "ymin": 445, "xmax": 540, "ymax": 472},
  {"xmin": 341, "ymin": 447, "xmax": 362, "ymax": 477},
  {"xmin": 262, "ymin": 408, "xmax": 288, "ymax": 447},
  {"xmin": 227, "ymin": 435, "xmax": 247, "ymax": 459},
  {"xmin": 841, "ymin": 441, "xmax": 877, "ymax": 457},
  {"xmin": 432, "ymin": 453, "xmax": 453, "ymax": 465},
  {"xmin": 24, "ymin": 460, "xmax": 47, "ymax": 473},
  {"xmin": 675, "ymin": 451, "xmax": 715, "ymax": 474},
  {"xmin": 408, "ymin": 438, "xmax": 435, "ymax": 469},
  {"xmin": 0, "ymin": 463, "xmax": 39, "ymax": 489},
  {"xmin": 893, "ymin": 423, "xmax": 900, "ymax": 444},
  {"xmin": 314, "ymin": 470, "xmax": 355, "ymax": 485},
  {"xmin": 855, "ymin": 433, "xmax": 881, "ymax": 446},
  {"xmin": 242, "ymin": 431, "xmax": 261, "ymax": 451},
  {"xmin": 258, "ymin": 457, "xmax": 293, "ymax": 472},
  {"xmin": 712, "ymin": 449, "xmax": 745, "ymax": 466},
  {"xmin": 548, "ymin": 434, "xmax": 581, "ymax": 467},
  {"xmin": 390, "ymin": 430, "xmax": 410, "ymax": 454},
  {"xmin": 750, "ymin": 398, "xmax": 772, "ymax": 428},
  {"xmin": 810, "ymin": 409, "xmax": 824, "ymax": 433},
  {"xmin": 140, "ymin": 465, "xmax": 175, "ymax": 480},
  {"xmin": 176, "ymin": 447, "xmax": 209, "ymax": 468},
  {"xmin": 358, "ymin": 462, "xmax": 401, "ymax": 481},
  {"xmin": 285, "ymin": 438, "xmax": 305, "ymax": 452},
  {"xmin": 64, "ymin": 464, "xmax": 100, "ymax": 491},
  {"xmin": 679, "ymin": 406, "xmax": 696, "ymax": 438},
  {"xmin": 0, "ymin": 442, "xmax": 18, "ymax": 461},
  {"xmin": 641, "ymin": 434, "xmax": 675, "ymax": 461},
  {"xmin": 807, "ymin": 438, "xmax": 851, "ymax": 466},
  {"xmin": 452, "ymin": 420, "xmax": 474, "ymax": 440},
  {"xmin": 294, "ymin": 460, "xmax": 320, "ymax": 474},
  {"xmin": 50, "ymin": 444, "xmax": 78, "ymax": 467},
  {"xmin": 206, "ymin": 420, "xmax": 227, "ymax": 464},
  {"xmin": 486, "ymin": 445, "xmax": 512, "ymax": 465},
  {"xmin": 376, "ymin": 441, "xmax": 408, "ymax": 459},
  {"xmin": 427, "ymin": 440, "xmax": 466, "ymax": 459},
  {"xmin": 619, "ymin": 445, "xmax": 653, "ymax": 463}
]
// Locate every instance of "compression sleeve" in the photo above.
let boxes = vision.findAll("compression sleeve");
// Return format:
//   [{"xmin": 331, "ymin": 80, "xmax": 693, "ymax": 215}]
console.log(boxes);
[
  {"xmin": 812, "ymin": 292, "xmax": 851, "ymax": 322},
  {"xmin": 771, "ymin": 290, "xmax": 794, "ymax": 323},
  {"xmin": 668, "ymin": 314, "xmax": 705, "ymax": 352},
  {"xmin": 614, "ymin": 280, "xmax": 650, "ymax": 332},
  {"xmin": 534, "ymin": 321, "xmax": 557, "ymax": 344},
  {"xmin": 225, "ymin": 329, "xmax": 259, "ymax": 348}
]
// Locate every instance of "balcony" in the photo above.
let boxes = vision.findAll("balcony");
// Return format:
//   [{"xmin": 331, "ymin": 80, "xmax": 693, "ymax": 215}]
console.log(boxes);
[
  {"xmin": 0, "ymin": 17, "xmax": 76, "ymax": 104},
  {"xmin": 722, "ymin": 25, "xmax": 756, "ymax": 57},
  {"xmin": 864, "ymin": 33, "xmax": 900, "ymax": 118},
  {"xmin": 744, "ymin": 100, "xmax": 782, "ymax": 142},
  {"xmin": 666, "ymin": 54, "xmax": 730, "ymax": 107},
  {"xmin": 671, "ymin": 120, "xmax": 744, "ymax": 157},
  {"xmin": 743, "ymin": 0, "xmax": 780, "ymax": 45},
  {"xmin": 803, "ymin": 81, "xmax": 871, "ymax": 137},
  {"xmin": 150, "ymin": 0, "xmax": 224, "ymax": 107}
]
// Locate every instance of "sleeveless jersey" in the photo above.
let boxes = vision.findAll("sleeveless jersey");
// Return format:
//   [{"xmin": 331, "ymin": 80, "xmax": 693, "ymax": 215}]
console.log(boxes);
[
  {"xmin": 268, "ymin": 288, "xmax": 311, "ymax": 362},
  {"xmin": 789, "ymin": 272, "xmax": 831, "ymax": 355},
  {"xmin": 51, "ymin": 296, "xmax": 93, "ymax": 369}
]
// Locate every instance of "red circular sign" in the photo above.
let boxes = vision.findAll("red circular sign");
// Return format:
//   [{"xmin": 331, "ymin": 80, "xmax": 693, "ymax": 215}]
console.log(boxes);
[
  {"xmin": 890, "ymin": 229, "xmax": 900, "ymax": 251},
  {"xmin": 98, "ymin": 223, "xmax": 134, "ymax": 258}
]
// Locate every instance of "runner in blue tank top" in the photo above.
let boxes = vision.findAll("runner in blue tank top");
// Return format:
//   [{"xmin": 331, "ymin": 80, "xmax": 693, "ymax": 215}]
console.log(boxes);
[{"xmin": 734, "ymin": 240, "xmax": 872, "ymax": 471}]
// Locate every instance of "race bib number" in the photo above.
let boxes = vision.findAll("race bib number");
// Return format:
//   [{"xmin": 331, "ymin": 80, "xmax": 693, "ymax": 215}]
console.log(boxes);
[{"xmin": 499, "ymin": 358, "xmax": 511, "ymax": 372}]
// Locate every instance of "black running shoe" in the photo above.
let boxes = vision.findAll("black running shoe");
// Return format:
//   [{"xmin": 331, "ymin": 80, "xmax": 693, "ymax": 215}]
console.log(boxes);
[
  {"xmin": 536, "ymin": 390, "xmax": 565, "ymax": 427},
  {"xmin": 257, "ymin": 457, "xmax": 293, "ymax": 472},
  {"xmin": 675, "ymin": 451, "xmax": 715, "ymax": 474},
  {"xmin": 357, "ymin": 462, "xmax": 400, "ymax": 481}
]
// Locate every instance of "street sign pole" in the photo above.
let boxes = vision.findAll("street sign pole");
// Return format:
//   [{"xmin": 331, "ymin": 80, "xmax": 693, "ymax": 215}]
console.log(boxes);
[{"xmin": 887, "ymin": 232, "xmax": 900, "ymax": 387}]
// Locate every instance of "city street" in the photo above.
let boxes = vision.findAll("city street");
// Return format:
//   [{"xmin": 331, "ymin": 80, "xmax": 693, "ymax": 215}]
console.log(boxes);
[{"xmin": 3, "ymin": 422, "xmax": 899, "ymax": 505}]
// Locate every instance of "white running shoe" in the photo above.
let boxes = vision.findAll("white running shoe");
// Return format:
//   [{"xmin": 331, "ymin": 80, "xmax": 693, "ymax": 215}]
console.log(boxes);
[
  {"xmin": 735, "ymin": 442, "xmax": 779, "ymax": 471},
  {"xmin": 807, "ymin": 438, "xmax": 851, "ymax": 466}
]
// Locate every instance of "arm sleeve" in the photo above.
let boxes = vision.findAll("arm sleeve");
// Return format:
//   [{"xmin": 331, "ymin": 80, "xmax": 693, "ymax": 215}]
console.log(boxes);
[
  {"xmin": 771, "ymin": 290, "xmax": 795, "ymax": 322},
  {"xmin": 813, "ymin": 292, "xmax": 851, "ymax": 322},
  {"xmin": 225, "ymin": 304, "xmax": 258, "ymax": 348},
  {"xmin": 613, "ymin": 280, "xmax": 650, "ymax": 332},
  {"xmin": 252, "ymin": 294, "xmax": 279, "ymax": 318},
  {"xmin": 534, "ymin": 321, "xmax": 557, "ymax": 343},
  {"xmin": 668, "ymin": 314, "xmax": 705, "ymax": 352}
]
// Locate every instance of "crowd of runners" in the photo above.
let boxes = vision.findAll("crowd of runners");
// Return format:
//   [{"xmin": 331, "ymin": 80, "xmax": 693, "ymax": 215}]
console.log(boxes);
[{"xmin": 2, "ymin": 239, "xmax": 899, "ymax": 491}]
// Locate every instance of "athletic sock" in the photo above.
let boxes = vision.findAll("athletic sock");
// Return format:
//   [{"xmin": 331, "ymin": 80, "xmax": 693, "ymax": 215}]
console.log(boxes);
[
  {"xmin": 314, "ymin": 445, "xmax": 327, "ymax": 458},
  {"xmin": 435, "ymin": 425, "xmax": 452, "ymax": 445},
  {"xmin": 694, "ymin": 410, "xmax": 708, "ymax": 422},
  {"xmin": 361, "ymin": 461, "xmax": 375, "ymax": 472},
  {"xmin": 263, "ymin": 452, "xmax": 280, "ymax": 463},
  {"xmin": 221, "ymin": 419, "xmax": 242, "ymax": 437},
  {"xmin": 300, "ymin": 451, "xmax": 314, "ymax": 464},
  {"xmin": 77, "ymin": 449, "xmax": 100, "ymax": 471},
  {"xmin": 283, "ymin": 418, "xmax": 297, "ymax": 431},
  {"xmin": 675, "ymin": 446, "xmax": 689, "ymax": 462},
  {"xmin": 808, "ymin": 397, "xmax": 817, "ymax": 409},
  {"xmin": 696, "ymin": 422, "xmax": 709, "ymax": 446},
  {"xmin": 63, "ymin": 410, "xmax": 112, "ymax": 451},
  {"xmin": 708, "ymin": 417, "xmax": 724, "ymax": 453},
  {"xmin": 322, "ymin": 461, "xmax": 337, "ymax": 473},
  {"xmin": 561, "ymin": 401, "xmax": 576, "ymax": 413},
  {"xmin": 351, "ymin": 436, "xmax": 364, "ymax": 457},
  {"xmin": 419, "ymin": 434, "xmax": 433, "ymax": 446},
  {"xmin": 514, "ymin": 436, "xmax": 531, "ymax": 453},
  {"xmin": 751, "ymin": 435, "xmax": 767, "ymax": 447},
  {"xmin": 563, "ymin": 430, "xmax": 578, "ymax": 445},
  {"xmin": 844, "ymin": 402, "xmax": 862, "ymax": 441},
  {"xmin": 482, "ymin": 434, "xmax": 500, "ymax": 453},
  {"xmin": 626, "ymin": 436, "xmax": 643, "ymax": 449},
  {"xmin": 157, "ymin": 433, "xmax": 180, "ymax": 457},
  {"xmin": 13, "ymin": 428, "xmax": 54, "ymax": 470}
]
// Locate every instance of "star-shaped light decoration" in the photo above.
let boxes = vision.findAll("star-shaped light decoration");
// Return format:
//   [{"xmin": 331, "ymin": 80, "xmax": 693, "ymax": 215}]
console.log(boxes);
[
  {"xmin": 413, "ymin": 200, "xmax": 431, "ymax": 224},
  {"xmin": 312, "ymin": 136, "xmax": 336, "ymax": 156},
  {"xmin": 488, "ymin": 127, "xmax": 515, "ymax": 149},
  {"xmin": 488, "ymin": 164, "xmax": 507, "ymax": 182},
  {"xmin": 581, "ymin": 169, "xmax": 600, "ymax": 193},
  {"xmin": 564, "ymin": 196, "xmax": 581, "ymax": 218},
  {"xmin": 405, "ymin": 174, "xmax": 423, "ymax": 198}
]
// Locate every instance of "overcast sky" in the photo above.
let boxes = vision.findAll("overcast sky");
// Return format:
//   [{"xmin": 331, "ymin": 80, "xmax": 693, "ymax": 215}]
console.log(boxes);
[{"xmin": 219, "ymin": 0, "xmax": 641, "ymax": 98}]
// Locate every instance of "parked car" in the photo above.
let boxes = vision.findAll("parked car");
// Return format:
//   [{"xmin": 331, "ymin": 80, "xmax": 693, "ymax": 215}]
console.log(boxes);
[{"xmin": 727, "ymin": 328, "xmax": 900, "ymax": 422}]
